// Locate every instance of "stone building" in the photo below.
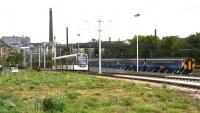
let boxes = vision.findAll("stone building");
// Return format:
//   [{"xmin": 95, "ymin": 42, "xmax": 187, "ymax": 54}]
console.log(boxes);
[{"xmin": 1, "ymin": 35, "xmax": 30, "ymax": 48}]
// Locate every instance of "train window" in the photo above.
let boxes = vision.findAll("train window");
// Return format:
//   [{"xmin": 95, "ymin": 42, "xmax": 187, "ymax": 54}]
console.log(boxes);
[
  {"xmin": 77, "ymin": 55, "xmax": 87, "ymax": 65},
  {"xmin": 66, "ymin": 56, "xmax": 76, "ymax": 65},
  {"xmin": 61, "ymin": 58, "xmax": 66, "ymax": 65}
]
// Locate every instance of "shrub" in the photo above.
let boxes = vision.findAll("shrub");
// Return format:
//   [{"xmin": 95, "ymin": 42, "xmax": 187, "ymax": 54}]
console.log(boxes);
[{"xmin": 33, "ymin": 96, "xmax": 66, "ymax": 113}]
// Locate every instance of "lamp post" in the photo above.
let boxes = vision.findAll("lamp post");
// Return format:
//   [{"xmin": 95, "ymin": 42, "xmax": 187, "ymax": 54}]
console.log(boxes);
[
  {"xmin": 39, "ymin": 47, "xmax": 41, "ymax": 67},
  {"xmin": 89, "ymin": 41, "xmax": 91, "ymax": 59},
  {"xmin": 23, "ymin": 49, "xmax": 26, "ymax": 67},
  {"xmin": 77, "ymin": 34, "xmax": 80, "ymax": 53},
  {"xmin": 43, "ymin": 43, "xmax": 47, "ymax": 69},
  {"xmin": 30, "ymin": 50, "xmax": 32, "ymax": 67},
  {"xmin": 53, "ymin": 36, "xmax": 57, "ymax": 65},
  {"xmin": 134, "ymin": 13, "xmax": 140, "ymax": 72},
  {"xmin": 20, "ymin": 47, "xmax": 30, "ymax": 67}
]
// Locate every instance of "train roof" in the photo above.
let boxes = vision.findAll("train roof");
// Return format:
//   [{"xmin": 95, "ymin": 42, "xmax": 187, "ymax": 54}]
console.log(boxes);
[
  {"xmin": 89, "ymin": 58, "xmax": 190, "ymax": 61},
  {"xmin": 52, "ymin": 53, "xmax": 87, "ymax": 60}
]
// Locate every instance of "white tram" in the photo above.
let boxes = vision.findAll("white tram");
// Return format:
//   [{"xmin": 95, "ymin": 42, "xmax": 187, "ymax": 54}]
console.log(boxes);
[{"xmin": 52, "ymin": 53, "xmax": 88, "ymax": 71}]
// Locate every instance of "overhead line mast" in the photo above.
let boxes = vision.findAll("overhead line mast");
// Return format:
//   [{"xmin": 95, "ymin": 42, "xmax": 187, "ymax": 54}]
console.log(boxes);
[{"xmin": 97, "ymin": 19, "xmax": 103, "ymax": 74}]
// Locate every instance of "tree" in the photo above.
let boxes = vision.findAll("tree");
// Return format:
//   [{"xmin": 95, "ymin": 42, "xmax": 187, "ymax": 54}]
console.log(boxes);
[
  {"xmin": 171, "ymin": 38, "xmax": 187, "ymax": 57},
  {"xmin": 185, "ymin": 33, "xmax": 200, "ymax": 64},
  {"xmin": 60, "ymin": 46, "xmax": 70, "ymax": 55},
  {"xmin": 103, "ymin": 40, "xmax": 127, "ymax": 58},
  {"xmin": 128, "ymin": 35, "xmax": 160, "ymax": 58},
  {"xmin": 159, "ymin": 36, "xmax": 179, "ymax": 57},
  {"xmin": 7, "ymin": 51, "xmax": 23, "ymax": 66}
]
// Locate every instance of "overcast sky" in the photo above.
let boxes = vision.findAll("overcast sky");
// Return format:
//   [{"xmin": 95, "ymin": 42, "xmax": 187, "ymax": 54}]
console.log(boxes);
[{"xmin": 0, "ymin": 0, "xmax": 200, "ymax": 44}]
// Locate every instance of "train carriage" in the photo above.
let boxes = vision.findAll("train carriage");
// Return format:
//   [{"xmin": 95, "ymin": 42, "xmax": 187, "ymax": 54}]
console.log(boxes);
[
  {"xmin": 52, "ymin": 53, "xmax": 88, "ymax": 71},
  {"xmin": 88, "ymin": 57, "xmax": 195, "ymax": 74}
]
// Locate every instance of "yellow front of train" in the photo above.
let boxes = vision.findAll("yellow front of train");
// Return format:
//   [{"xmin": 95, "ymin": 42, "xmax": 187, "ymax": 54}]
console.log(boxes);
[{"xmin": 182, "ymin": 58, "xmax": 195, "ymax": 73}]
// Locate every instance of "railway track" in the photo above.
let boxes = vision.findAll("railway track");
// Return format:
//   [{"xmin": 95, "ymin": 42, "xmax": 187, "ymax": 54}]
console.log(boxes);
[
  {"xmin": 87, "ymin": 67, "xmax": 200, "ymax": 89},
  {"xmin": 104, "ymin": 74, "xmax": 200, "ymax": 89},
  {"xmin": 165, "ymin": 76, "xmax": 200, "ymax": 81}
]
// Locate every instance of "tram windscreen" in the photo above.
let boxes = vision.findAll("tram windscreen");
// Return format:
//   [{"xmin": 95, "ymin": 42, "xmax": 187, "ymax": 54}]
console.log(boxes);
[{"xmin": 77, "ymin": 55, "xmax": 87, "ymax": 65}]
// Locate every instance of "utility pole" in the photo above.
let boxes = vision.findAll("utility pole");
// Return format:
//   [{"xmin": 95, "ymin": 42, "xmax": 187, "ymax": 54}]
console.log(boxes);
[
  {"xmin": 77, "ymin": 34, "xmax": 80, "ymax": 53},
  {"xmin": 23, "ymin": 49, "xmax": 26, "ymax": 67},
  {"xmin": 20, "ymin": 47, "xmax": 30, "ymax": 68},
  {"xmin": 30, "ymin": 50, "xmax": 32, "ymax": 67},
  {"xmin": 89, "ymin": 41, "xmax": 91, "ymax": 59},
  {"xmin": 54, "ymin": 36, "xmax": 56, "ymax": 65},
  {"xmin": 43, "ymin": 43, "xmax": 47, "ymax": 69},
  {"xmin": 97, "ymin": 19, "xmax": 103, "ymax": 74},
  {"xmin": 39, "ymin": 47, "xmax": 41, "ymax": 67},
  {"xmin": 137, "ymin": 35, "xmax": 139, "ymax": 72}
]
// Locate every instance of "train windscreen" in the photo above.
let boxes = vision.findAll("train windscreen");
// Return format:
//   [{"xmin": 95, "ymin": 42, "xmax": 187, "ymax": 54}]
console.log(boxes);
[{"xmin": 77, "ymin": 55, "xmax": 87, "ymax": 65}]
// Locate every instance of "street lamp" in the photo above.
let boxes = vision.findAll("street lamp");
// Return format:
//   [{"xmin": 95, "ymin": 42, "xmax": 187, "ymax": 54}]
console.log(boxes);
[
  {"xmin": 30, "ymin": 50, "xmax": 32, "ymax": 67},
  {"xmin": 39, "ymin": 46, "xmax": 41, "ymax": 67},
  {"xmin": 77, "ymin": 34, "xmax": 80, "ymax": 53},
  {"xmin": 89, "ymin": 41, "xmax": 92, "ymax": 59},
  {"xmin": 53, "ymin": 36, "xmax": 57, "ymax": 65},
  {"xmin": 134, "ymin": 13, "xmax": 140, "ymax": 72}
]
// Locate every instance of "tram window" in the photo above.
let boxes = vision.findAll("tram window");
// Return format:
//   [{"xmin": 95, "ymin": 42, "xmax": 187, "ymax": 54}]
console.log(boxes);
[
  {"xmin": 66, "ymin": 56, "xmax": 76, "ymax": 65},
  {"xmin": 77, "ymin": 55, "xmax": 87, "ymax": 65},
  {"xmin": 66, "ymin": 57, "xmax": 70, "ymax": 65},
  {"xmin": 61, "ymin": 58, "xmax": 66, "ymax": 65}
]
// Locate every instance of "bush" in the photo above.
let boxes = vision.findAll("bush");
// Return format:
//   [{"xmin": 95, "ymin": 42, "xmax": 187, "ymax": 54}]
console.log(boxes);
[
  {"xmin": 33, "ymin": 96, "xmax": 66, "ymax": 113},
  {"xmin": 43, "ymin": 97, "xmax": 65, "ymax": 112}
]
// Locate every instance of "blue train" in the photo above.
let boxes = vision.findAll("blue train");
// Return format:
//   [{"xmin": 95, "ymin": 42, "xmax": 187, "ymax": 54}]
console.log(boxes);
[{"xmin": 89, "ymin": 58, "xmax": 195, "ymax": 74}]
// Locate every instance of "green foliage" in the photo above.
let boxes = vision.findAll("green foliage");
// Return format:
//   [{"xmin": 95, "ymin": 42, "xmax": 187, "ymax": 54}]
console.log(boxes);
[
  {"xmin": 32, "ymin": 96, "xmax": 66, "ymax": 113},
  {"xmin": 7, "ymin": 51, "xmax": 23, "ymax": 66},
  {"xmin": 103, "ymin": 40, "xmax": 128, "ymax": 58},
  {"xmin": 136, "ymin": 104, "xmax": 160, "ymax": 113},
  {"xmin": 42, "ymin": 97, "xmax": 54, "ymax": 112},
  {"xmin": 102, "ymin": 33, "xmax": 200, "ymax": 64},
  {"xmin": 122, "ymin": 82, "xmax": 136, "ymax": 89},
  {"xmin": 0, "ymin": 94, "xmax": 20, "ymax": 113}
]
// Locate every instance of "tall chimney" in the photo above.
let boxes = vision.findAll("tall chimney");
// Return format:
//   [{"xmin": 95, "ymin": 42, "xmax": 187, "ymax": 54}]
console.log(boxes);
[
  {"xmin": 49, "ymin": 8, "xmax": 53, "ymax": 43},
  {"xmin": 109, "ymin": 37, "xmax": 111, "ymax": 43},
  {"xmin": 154, "ymin": 28, "xmax": 157, "ymax": 48},
  {"xmin": 66, "ymin": 27, "xmax": 68, "ymax": 48},
  {"xmin": 154, "ymin": 28, "xmax": 157, "ymax": 57}
]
